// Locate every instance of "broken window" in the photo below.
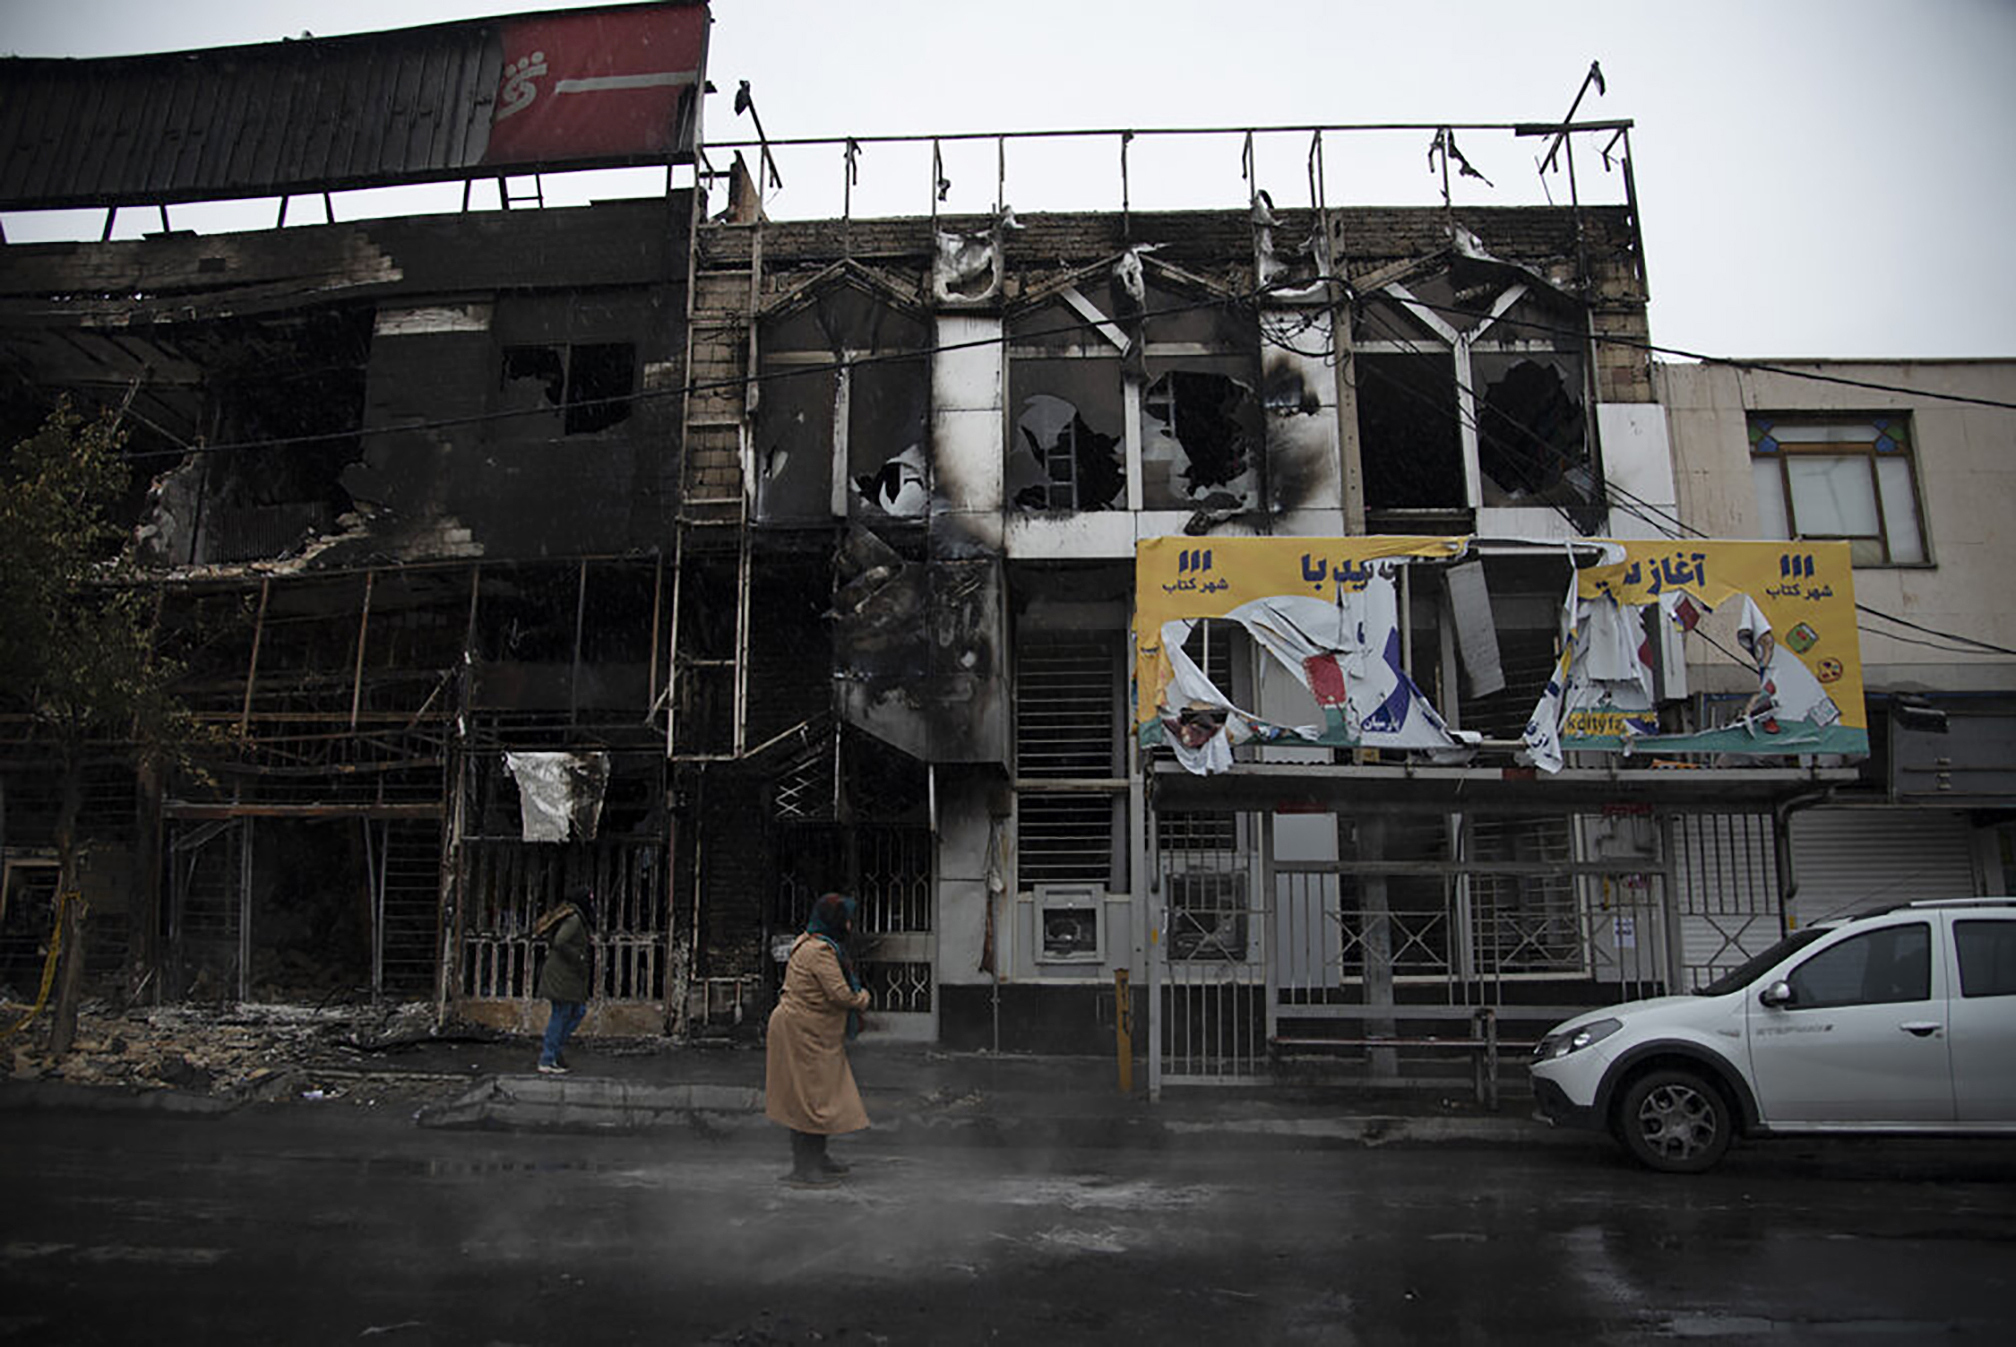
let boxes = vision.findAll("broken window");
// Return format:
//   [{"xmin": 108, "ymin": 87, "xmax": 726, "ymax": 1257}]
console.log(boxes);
[
  {"xmin": 846, "ymin": 356, "xmax": 929, "ymax": 518},
  {"xmin": 1354, "ymin": 274, "xmax": 1598, "ymax": 525},
  {"xmin": 500, "ymin": 341, "xmax": 635, "ymax": 434},
  {"xmin": 1469, "ymin": 280, "xmax": 1597, "ymax": 524},
  {"xmin": 1007, "ymin": 262, "xmax": 1259, "ymax": 515},
  {"xmin": 1008, "ymin": 381, "xmax": 1124, "ymax": 511},
  {"xmin": 1356, "ymin": 351, "xmax": 1465, "ymax": 510},
  {"xmin": 1006, "ymin": 281, "xmax": 1127, "ymax": 513},
  {"xmin": 755, "ymin": 276, "xmax": 929, "ymax": 524},
  {"xmin": 1475, "ymin": 353, "xmax": 1589, "ymax": 510},
  {"xmin": 1142, "ymin": 365, "xmax": 1262, "ymax": 510},
  {"xmin": 125, "ymin": 307, "xmax": 373, "ymax": 566},
  {"xmin": 493, "ymin": 289, "xmax": 646, "ymax": 439}
]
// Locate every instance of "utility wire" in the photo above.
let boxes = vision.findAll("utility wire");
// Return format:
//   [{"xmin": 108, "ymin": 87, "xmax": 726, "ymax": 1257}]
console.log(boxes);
[
  {"xmin": 99, "ymin": 286, "xmax": 1282, "ymax": 462},
  {"xmin": 1366, "ymin": 289, "xmax": 2016, "ymax": 413},
  {"xmin": 1331, "ymin": 290, "xmax": 2016, "ymax": 658},
  {"xmin": 86, "ymin": 270, "xmax": 2016, "ymax": 466},
  {"xmin": 55, "ymin": 257, "xmax": 2016, "ymax": 662},
  {"xmin": 1854, "ymin": 604, "xmax": 2016, "ymax": 658}
]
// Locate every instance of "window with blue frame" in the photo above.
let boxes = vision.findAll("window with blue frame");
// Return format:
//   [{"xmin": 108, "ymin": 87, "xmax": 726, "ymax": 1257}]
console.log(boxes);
[{"xmin": 1749, "ymin": 413, "xmax": 1926, "ymax": 565}]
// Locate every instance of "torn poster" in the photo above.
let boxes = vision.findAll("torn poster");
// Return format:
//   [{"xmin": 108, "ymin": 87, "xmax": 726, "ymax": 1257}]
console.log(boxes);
[
  {"xmin": 1523, "ymin": 538, "xmax": 1860, "ymax": 766},
  {"xmin": 503, "ymin": 751, "xmax": 610, "ymax": 843},
  {"xmin": 1135, "ymin": 536, "xmax": 1866, "ymax": 778},
  {"xmin": 1137, "ymin": 538, "xmax": 1468, "ymax": 774}
]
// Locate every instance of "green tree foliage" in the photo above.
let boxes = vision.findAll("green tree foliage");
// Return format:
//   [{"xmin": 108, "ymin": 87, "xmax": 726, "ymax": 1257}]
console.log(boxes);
[{"xmin": 0, "ymin": 404, "xmax": 195, "ymax": 1053}]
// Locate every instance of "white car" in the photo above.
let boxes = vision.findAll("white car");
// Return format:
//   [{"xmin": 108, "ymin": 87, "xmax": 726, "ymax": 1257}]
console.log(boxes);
[{"xmin": 1529, "ymin": 898, "xmax": 2016, "ymax": 1172}]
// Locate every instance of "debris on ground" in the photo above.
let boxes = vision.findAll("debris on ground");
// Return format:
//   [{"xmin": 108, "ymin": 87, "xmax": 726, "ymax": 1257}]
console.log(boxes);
[{"xmin": 0, "ymin": 999, "xmax": 503, "ymax": 1105}]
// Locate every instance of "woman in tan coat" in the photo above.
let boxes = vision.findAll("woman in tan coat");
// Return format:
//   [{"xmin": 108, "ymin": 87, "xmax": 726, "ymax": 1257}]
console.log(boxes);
[{"xmin": 765, "ymin": 892, "xmax": 872, "ymax": 1186}]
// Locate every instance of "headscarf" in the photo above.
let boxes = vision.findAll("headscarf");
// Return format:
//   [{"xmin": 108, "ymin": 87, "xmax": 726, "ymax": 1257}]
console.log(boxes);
[
  {"xmin": 533, "ymin": 887, "xmax": 589, "ymax": 937},
  {"xmin": 805, "ymin": 892, "xmax": 865, "ymax": 1039}
]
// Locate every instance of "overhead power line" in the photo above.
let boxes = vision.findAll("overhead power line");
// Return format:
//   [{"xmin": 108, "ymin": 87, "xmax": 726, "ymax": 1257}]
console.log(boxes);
[{"xmin": 40, "ymin": 251, "xmax": 2016, "ymax": 663}]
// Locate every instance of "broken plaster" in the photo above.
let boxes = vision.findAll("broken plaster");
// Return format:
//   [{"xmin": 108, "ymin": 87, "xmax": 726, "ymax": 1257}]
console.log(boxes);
[
  {"xmin": 932, "ymin": 207, "xmax": 1022, "ymax": 306},
  {"xmin": 1251, "ymin": 191, "xmax": 1325, "ymax": 295}
]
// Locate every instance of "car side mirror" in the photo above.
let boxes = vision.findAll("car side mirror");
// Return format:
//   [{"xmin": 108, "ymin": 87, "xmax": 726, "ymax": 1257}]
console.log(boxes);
[{"xmin": 1759, "ymin": 980, "xmax": 1794, "ymax": 1009}]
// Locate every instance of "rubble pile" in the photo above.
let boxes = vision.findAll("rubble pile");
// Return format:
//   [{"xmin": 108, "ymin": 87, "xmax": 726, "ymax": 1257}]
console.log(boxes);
[{"xmin": 2, "ymin": 1000, "xmax": 500, "ymax": 1103}]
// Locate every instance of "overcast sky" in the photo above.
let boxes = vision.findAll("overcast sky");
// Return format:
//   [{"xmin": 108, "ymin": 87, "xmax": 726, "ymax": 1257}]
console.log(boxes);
[{"xmin": 5, "ymin": 0, "xmax": 2013, "ymax": 361}]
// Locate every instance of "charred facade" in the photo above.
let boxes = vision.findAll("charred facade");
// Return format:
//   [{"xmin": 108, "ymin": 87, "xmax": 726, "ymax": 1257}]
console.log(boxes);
[{"xmin": 11, "ymin": 15, "xmax": 1859, "ymax": 1076}]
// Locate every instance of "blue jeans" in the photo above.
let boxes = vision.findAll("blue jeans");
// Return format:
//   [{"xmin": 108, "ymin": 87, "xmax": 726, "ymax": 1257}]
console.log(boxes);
[{"xmin": 541, "ymin": 1000, "xmax": 586, "ymax": 1066}]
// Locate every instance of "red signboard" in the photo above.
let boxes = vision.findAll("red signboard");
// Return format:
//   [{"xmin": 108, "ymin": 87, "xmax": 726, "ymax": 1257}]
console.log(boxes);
[{"xmin": 484, "ymin": 5, "xmax": 708, "ymax": 167}]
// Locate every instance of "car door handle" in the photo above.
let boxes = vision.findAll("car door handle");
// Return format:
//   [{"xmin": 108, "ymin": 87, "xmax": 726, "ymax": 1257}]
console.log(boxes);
[{"xmin": 1898, "ymin": 1022, "xmax": 1943, "ymax": 1038}]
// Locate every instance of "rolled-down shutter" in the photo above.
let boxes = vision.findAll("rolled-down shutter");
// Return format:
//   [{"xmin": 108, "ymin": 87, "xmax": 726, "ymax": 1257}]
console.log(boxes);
[{"xmin": 1789, "ymin": 807, "xmax": 1980, "ymax": 926}]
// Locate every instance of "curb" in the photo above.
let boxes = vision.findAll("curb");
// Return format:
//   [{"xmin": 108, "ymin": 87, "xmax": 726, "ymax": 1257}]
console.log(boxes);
[
  {"xmin": 411, "ymin": 1073, "xmax": 1578, "ymax": 1150},
  {"xmin": 416, "ymin": 1075, "xmax": 766, "ymax": 1132},
  {"xmin": 0, "ymin": 1079, "xmax": 238, "ymax": 1117}
]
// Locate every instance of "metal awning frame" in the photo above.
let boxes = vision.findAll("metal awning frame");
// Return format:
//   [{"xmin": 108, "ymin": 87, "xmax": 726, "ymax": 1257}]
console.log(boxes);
[{"xmin": 1148, "ymin": 760, "xmax": 1855, "ymax": 818}]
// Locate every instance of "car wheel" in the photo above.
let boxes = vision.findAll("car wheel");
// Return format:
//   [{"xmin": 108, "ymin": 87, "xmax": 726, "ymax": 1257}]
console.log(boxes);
[{"xmin": 1615, "ymin": 1068, "xmax": 1733, "ymax": 1173}]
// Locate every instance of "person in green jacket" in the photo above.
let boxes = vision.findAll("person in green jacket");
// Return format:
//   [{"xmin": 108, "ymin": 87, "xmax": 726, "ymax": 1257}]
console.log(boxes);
[{"xmin": 534, "ymin": 887, "xmax": 592, "ymax": 1074}]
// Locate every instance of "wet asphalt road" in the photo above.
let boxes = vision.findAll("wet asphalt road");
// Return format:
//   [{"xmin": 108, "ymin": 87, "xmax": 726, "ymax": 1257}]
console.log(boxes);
[{"xmin": 2, "ymin": 1106, "xmax": 2013, "ymax": 1346}]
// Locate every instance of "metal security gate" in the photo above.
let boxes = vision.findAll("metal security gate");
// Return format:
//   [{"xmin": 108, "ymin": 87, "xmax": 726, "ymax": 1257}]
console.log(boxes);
[
  {"xmin": 365, "ymin": 818, "xmax": 441, "ymax": 998},
  {"xmin": 1151, "ymin": 807, "xmax": 1710, "ymax": 1093},
  {"xmin": 776, "ymin": 822, "xmax": 935, "ymax": 1038},
  {"xmin": 460, "ymin": 838, "xmax": 668, "ymax": 1003},
  {"xmin": 1672, "ymin": 812, "xmax": 1783, "ymax": 991},
  {"xmin": 168, "ymin": 818, "xmax": 249, "ymax": 1001},
  {"xmin": 1152, "ymin": 811, "xmax": 1267, "ymax": 1084}
]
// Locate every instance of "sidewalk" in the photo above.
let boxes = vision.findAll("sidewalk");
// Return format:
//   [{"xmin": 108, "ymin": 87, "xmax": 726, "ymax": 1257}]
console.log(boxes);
[
  {"xmin": 404, "ymin": 1037, "xmax": 1571, "ymax": 1150},
  {"xmin": 1, "ymin": 1008, "xmax": 1577, "ymax": 1150}
]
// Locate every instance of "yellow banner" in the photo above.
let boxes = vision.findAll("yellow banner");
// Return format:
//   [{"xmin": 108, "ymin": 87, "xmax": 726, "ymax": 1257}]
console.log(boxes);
[
  {"xmin": 1578, "ymin": 538, "xmax": 1864, "ymax": 734},
  {"xmin": 1135, "ymin": 535, "xmax": 1466, "ymax": 730},
  {"xmin": 1134, "ymin": 535, "xmax": 1866, "ymax": 753}
]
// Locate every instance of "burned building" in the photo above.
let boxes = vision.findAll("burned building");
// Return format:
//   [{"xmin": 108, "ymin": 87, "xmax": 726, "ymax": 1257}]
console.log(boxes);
[
  {"xmin": 1, "ymin": 4, "xmax": 706, "ymax": 1032},
  {"xmin": 3, "ymin": 8, "xmax": 1876, "ymax": 1091}
]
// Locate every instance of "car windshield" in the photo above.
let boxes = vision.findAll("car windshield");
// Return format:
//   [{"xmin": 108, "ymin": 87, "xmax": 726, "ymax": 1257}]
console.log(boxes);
[{"xmin": 1694, "ymin": 927, "xmax": 1830, "ymax": 996}]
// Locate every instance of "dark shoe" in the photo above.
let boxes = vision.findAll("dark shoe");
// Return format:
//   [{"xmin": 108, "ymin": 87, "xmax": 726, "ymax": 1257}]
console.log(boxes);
[
  {"xmin": 818, "ymin": 1154, "xmax": 851, "ymax": 1176},
  {"xmin": 780, "ymin": 1170, "xmax": 840, "ymax": 1189}
]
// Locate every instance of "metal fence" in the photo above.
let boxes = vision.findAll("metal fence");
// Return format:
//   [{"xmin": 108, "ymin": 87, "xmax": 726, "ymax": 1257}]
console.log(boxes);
[{"xmin": 1151, "ymin": 807, "xmax": 1777, "ymax": 1092}]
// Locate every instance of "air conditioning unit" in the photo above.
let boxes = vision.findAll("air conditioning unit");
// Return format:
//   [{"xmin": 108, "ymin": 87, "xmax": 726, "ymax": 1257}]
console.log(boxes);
[{"xmin": 1035, "ymin": 883, "xmax": 1104, "ymax": 963}]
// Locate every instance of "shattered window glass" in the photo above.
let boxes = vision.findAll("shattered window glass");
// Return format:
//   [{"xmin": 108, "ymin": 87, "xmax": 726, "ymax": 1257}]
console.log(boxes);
[
  {"xmin": 1007, "ymin": 265, "xmax": 1257, "ymax": 515},
  {"xmin": 1141, "ymin": 364, "xmax": 1261, "ymax": 510},
  {"xmin": 1007, "ymin": 358, "xmax": 1124, "ymax": 511},
  {"xmin": 502, "ymin": 345, "xmax": 567, "ymax": 407},
  {"xmin": 756, "ymin": 280, "xmax": 929, "ymax": 525},
  {"xmin": 134, "ymin": 308, "xmax": 371, "ymax": 565},
  {"xmin": 848, "ymin": 356, "xmax": 930, "ymax": 519},
  {"xmin": 1474, "ymin": 352, "xmax": 1589, "ymax": 512}
]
